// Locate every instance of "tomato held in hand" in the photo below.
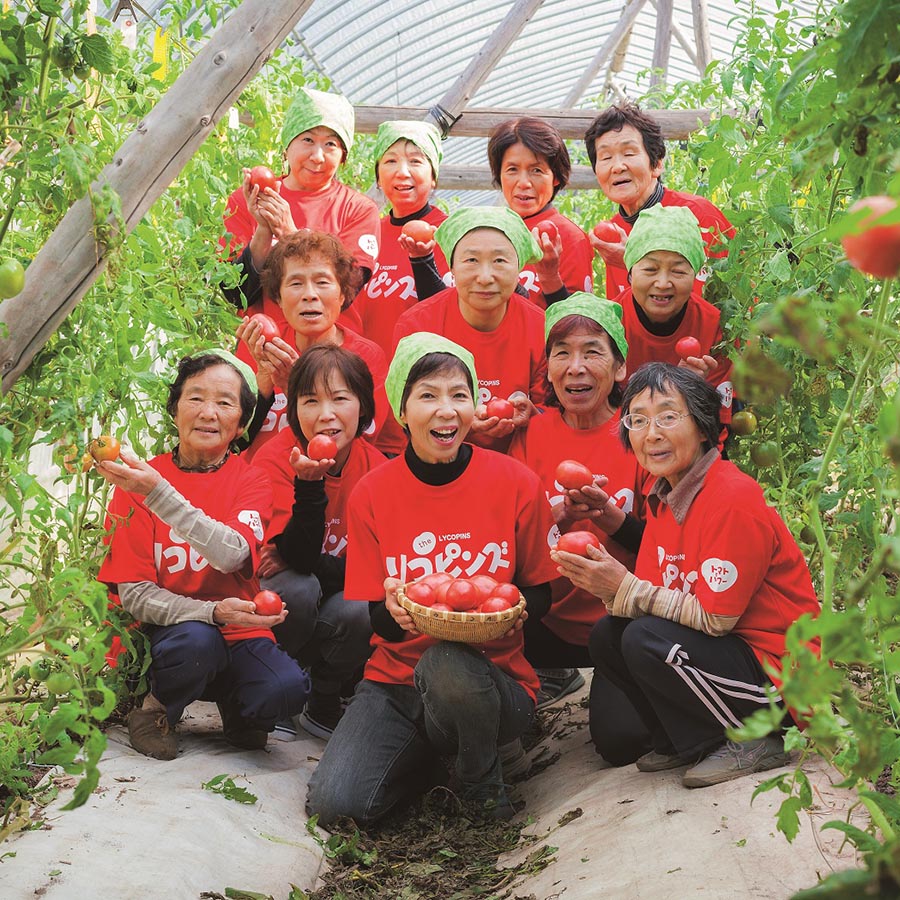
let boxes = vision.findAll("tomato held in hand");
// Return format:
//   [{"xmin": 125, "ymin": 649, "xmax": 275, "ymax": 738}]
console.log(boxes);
[
  {"xmin": 401, "ymin": 220, "xmax": 437, "ymax": 243},
  {"xmin": 307, "ymin": 434, "xmax": 338, "ymax": 461},
  {"xmin": 89, "ymin": 435, "xmax": 121, "ymax": 462},
  {"xmin": 252, "ymin": 590, "xmax": 283, "ymax": 616},
  {"xmin": 555, "ymin": 459, "xmax": 594, "ymax": 491},
  {"xmin": 0, "ymin": 258, "xmax": 25, "ymax": 299},
  {"xmin": 730, "ymin": 409, "xmax": 758, "ymax": 436},
  {"xmin": 249, "ymin": 165, "xmax": 278, "ymax": 194},
  {"xmin": 248, "ymin": 312, "xmax": 280, "ymax": 343},
  {"xmin": 486, "ymin": 397, "xmax": 515, "ymax": 420},
  {"xmin": 445, "ymin": 580, "xmax": 480, "ymax": 611},
  {"xmin": 480, "ymin": 595, "xmax": 513, "ymax": 614},
  {"xmin": 675, "ymin": 336, "xmax": 702, "ymax": 360},
  {"xmin": 592, "ymin": 221, "xmax": 620, "ymax": 243},
  {"xmin": 406, "ymin": 582, "xmax": 436, "ymax": 607},
  {"xmin": 556, "ymin": 531, "xmax": 601, "ymax": 556},
  {"xmin": 841, "ymin": 196, "xmax": 900, "ymax": 279}
]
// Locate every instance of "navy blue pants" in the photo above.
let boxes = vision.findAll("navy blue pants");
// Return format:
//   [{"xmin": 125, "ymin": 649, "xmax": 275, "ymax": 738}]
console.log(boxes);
[{"xmin": 148, "ymin": 621, "xmax": 310, "ymax": 730}]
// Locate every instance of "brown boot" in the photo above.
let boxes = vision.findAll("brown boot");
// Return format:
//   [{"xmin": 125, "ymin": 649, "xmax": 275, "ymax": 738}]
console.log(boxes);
[{"xmin": 127, "ymin": 707, "xmax": 178, "ymax": 760}]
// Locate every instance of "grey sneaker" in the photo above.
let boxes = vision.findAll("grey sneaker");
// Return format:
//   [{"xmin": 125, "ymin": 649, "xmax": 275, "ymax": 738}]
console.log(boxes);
[
  {"xmin": 535, "ymin": 668, "xmax": 586, "ymax": 710},
  {"xmin": 636, "ymin": 749, "xmax": 694, "ymax": 772},
  {"xmin": 682, "ymin": 736, "xmax": 790, "ymax": 788}
]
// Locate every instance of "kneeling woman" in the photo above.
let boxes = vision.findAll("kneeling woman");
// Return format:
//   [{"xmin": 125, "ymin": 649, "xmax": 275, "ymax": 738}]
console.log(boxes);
[
  {"xmin": 553, "ymin": 364, "xmax": 820, "ymax": 786},
  {"xmin": 307, "ymin": 333, "xmax": 558, "ymax": 823},
  {"xmin": 97, "ymin": 351, "xmax": 310, "ymax": 759}
]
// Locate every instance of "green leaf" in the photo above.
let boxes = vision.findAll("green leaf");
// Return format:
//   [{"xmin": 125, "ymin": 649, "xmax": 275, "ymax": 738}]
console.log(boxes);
[
  {"xmin": 821, "ymin": 820, "xmax": 882, "ymax": 853},
  {"xmin": 202, "ymin": 774, "xmax": 258, "ymax": 805},
  {"xmin": 776, "ymin": 795, "xmax": 803, "ymax": 842},
  {"xmin": 80, "ymin": 33, "xmax": 115, "ymax": 75}
]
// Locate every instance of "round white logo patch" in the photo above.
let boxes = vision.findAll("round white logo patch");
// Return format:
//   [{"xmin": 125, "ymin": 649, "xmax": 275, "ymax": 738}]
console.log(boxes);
[{"xmin": 700, "ymin": 557, "xmax": 738, "ymax": 593}]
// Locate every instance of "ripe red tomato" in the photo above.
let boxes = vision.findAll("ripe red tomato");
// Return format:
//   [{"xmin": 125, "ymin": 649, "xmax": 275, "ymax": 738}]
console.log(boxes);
[
  {"xmin": 420, "ymin": 572, "xmax": 453, "ymax": 591},
  {"xmin": 249, "ymin": 165, "xmax": 278, "ymax": 194},
  {"xmin": 486, "ymin": 397, "xmax": 515, "ymax": 420},
  {"xmin": 431, "ymin": 602, "xmax": 453, "ymax": 612},
  {"xmin": 401, "ymin": 220, "xmax": 437, "ymax": 243},
  {"xmin": 252, "ymin": 590, "xmax": 283, "ymax": 616},
  {"xmin": 406, "ymin": 583, "xmax": 436, "ymax": 607},
  {"xmin": 445, "ymin": 580, "xmax": 480, "ymax": 611},
  {"xmin": 675, "ymin": 336, "xmax": 702, "ymax": 360},
  {"xmin": 307, "ymin": 434, "xmax": 338, "ymax": 461},
  {"xmin": 557, "ymin": 531, "xmax": 601, "ymax": 556},
  {"xmin": 433, "ymin": 580, "xmax": 454, "ymax": 605},
  {"xmin": 593, "ymin": 221, "xmax": 620, "ymax": 243},
  {"xmin": 536, "ymin": 221, "xmax": 559, "ymax": 242},
  {"xmin": 89, "ymin": 435, "xmax": 121, "ymax": 462},
  {"xmin": 555, "ymin": 459, "xmax": 594, "ymax": 491},
  {"xmin": 480, "ymin": 595, "xmax": 513, "ymax": 614},
  {"xmin": 842, "ymin": 196, "xmax": 900, "ymax": 278},
  {"xmin": 491, "ymin": 583, "xmax": 521, "ymax": 605},
  {"xmin": 468, "ymin": 574, "xmax": 499, "ymax": 600},
  {"xmin": 248, "ymin": 312, "xmax": 280, "ymax": 343}
]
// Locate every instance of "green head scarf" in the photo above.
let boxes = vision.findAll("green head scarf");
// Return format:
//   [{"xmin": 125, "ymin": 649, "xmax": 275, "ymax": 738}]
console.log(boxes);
[
  {"xmin": 544, "ymin": 292, "xmax": 628, "ymax": 359},
  {"xmin": 198, "ymin": 348, "xmax": 258, "ymax": 430},
  {"xmin": 281, "ymin": 87, "xmax": 355, "ymax": 154},
  {"xmin": 434, "ymin": 207, "xmax": 542, "ymax": 269},
  {"xmin": 385, "ymin": 333, "xmax": 479, "ymax": 425},
  {"xmin": 623, "ymin": 204, "xmax": 705, "ymax": 275},
  {"xmin": 373, "ymin": 120, "xmax": 443, "ymax": 178}
]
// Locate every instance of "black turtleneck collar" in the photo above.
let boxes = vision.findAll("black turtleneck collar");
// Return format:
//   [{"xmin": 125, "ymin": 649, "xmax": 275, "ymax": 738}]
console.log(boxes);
[
  {"xmin": 404, "ymin": 441, "xmax": 473, "ymax": 486},
  {"xmin": 619, "ymin": 182, "xmax": 665, "ymax": 225},
  {"xmin": 522, "ymin": 202, "xmax": 555, "ymax": 222},
  {"xmin": 631, "ymin": 292, "xmax": 688, "ymax": 336},
  {"xmin": 390, "ymin": 204, "xmax": 434, "ymax": 226}
]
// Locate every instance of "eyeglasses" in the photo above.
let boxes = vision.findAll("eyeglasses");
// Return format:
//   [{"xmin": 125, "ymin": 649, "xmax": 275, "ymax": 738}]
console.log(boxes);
[{"xmin": 622, "ymin": 411, "xmax": 692, "ymax": 431}]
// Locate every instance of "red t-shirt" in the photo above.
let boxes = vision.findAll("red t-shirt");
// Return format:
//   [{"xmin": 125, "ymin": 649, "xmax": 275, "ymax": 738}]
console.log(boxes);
[
  {"xmin": 392, "ymin": 287, "xmax": 548, "ymax": 410},
  {"xmin": 250, "ymin": 426, "xmax": 387, "ymax": 555},
  {"xmin": 636, "ymin": 457, "xmax": 820, "ymax": 675},
  {"xmin": 237, "ymin": 323, "xmax": 390, "ymax": 460},
  {"xmin": 617, "ymin": 289, "xmax": 733, "ymax": 424},
  {"xmin": 345, "ymin": 448, "xmax": 560, "ymax": 699},
  {"xmin": 520, "ymin": 206, "xmax": 594, "ymax": 308},
  {"xmin": 97, "ymin": 454, "xmax": 274, "ymax": 644},
  {"xmin": 509, "ymin": 407, "xmax": 652, "ymax": 645},
  {"xmin": 605, "ymin": 189, "xmax": 734, "ymax": 301},
  {"xmin": 221, "ymin": 177, "xmax": 380, "ymax": 326}
]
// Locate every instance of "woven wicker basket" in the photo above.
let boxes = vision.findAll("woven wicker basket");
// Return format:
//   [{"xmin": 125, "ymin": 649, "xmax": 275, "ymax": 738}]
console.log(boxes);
[{"xmin": 397, "ymin": 583, "xmax": 525, "ymax": 644}]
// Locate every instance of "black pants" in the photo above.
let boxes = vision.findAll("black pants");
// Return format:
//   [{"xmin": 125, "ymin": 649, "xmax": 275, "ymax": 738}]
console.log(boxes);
[
  {"xmin": 525, "ymin": 616, "xmax": 653, "ymax": 766},
  {"xmin": 589, "ymin": 615, "xmax": 777, "ymax": 762}
]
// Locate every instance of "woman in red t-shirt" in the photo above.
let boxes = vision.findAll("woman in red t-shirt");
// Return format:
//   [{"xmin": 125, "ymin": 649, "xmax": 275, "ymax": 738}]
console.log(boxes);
[
  {"xmin": 307, "ymin": 333, "xmax": 559, "ymax": 824},
  {"xmin": 237, "ymin": 231, "xmax": 389, "ymax": 459},
  {"xmin": 553, "ymin": 364, "xmax": 820, "ymax": 787},
  {"xmin": 96, "ymin": 351, "xmax": 309, "ymax": 760},
  {"xmin": 250, "ymin": 345, "xmax": 386, "ymax": 740}
]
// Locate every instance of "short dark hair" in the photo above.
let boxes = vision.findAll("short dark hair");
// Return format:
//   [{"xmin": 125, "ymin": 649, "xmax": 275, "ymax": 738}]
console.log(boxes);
[
  {"xmin": 166, "ymin": 354, "xmax": 256, "ymax": 430},
  {"xmin": 544, "ymin": 315, "xmax": 625, "ymax": 409},
  {"xmin": 584, "ymin": 104, "xmax": 667, "ymax": 171},
  {"xmin": 374, "ymin": 138, "xmax": 438, "ymax": 183},
  {"xmin": 400, "ymin": 352, "xmax": 475, "ymax": 418},
  {"xmin": 619, "ymin": 362, "xmax": 721, "ymax": 451},
  {"xmin": 260, "ymin": 231, "xmax": 362, "ymax": 311},
  {"xmin": 487, "ymin": 117, "xmax": 571, "ymax": 199},
  {"xmin": 286, "ymin": 344, "xmax": 375, "ymax": 440}
]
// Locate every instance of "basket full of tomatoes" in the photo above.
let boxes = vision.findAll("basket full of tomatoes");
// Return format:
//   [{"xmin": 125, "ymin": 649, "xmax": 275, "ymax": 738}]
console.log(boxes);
[{"xmin": 397, "ymin": 573, "xmax": 524, "ymax": 644}]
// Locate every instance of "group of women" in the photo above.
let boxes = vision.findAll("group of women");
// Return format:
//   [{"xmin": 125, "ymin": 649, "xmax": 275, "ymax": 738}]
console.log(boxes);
[{"xmin": 96, "ymin": 86, "xmax": 820, "ymax": 823}]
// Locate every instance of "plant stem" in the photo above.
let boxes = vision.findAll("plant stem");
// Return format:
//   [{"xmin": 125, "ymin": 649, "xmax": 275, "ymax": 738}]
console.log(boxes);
[{"xmin": 37, "ymin": 16, "xmax": 58, "ymax": 106}]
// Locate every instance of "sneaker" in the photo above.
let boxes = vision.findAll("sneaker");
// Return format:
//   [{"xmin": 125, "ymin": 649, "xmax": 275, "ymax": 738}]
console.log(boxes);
[
  {"xmin": 499, "ymin": 738, "xmax": 531, "ymax": 779},
  {"xmin": 635, "ymin": 749, "xmax": 697, "ymax": 772},
  {"xmin": 535, "ymin": 668, "xmax": 585, "ymax": 710},
  {"xmin": 216, "ymin": 702, "xmax": 268, "ymax": 751},
  {"xmin": 127, "ymin": 707, "xmax": 178, "ymax": 760},
  {"xmin": 298, "ymin": 692, "xmax": 343, "ymax": 741},
  {"xmin": 461, "ymin": 762, "xmax": 516, "ymax": 821},
  {"xmin": 271, "ymin": 716, "xmax": 300, "ymax": 741},
  {"xmin": 682, "ymin": 736, "xmax": 790, "ymax": 788}
]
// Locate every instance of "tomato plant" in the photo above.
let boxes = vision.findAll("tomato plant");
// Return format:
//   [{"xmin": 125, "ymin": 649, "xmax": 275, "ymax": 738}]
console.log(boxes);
[
  {"xmin": 307, "ymin": 434, "xmax": 338, "ymax": 461},
  {"xmin": 252, "ymin": 590, "xmax": 282, "ymax": 616}
]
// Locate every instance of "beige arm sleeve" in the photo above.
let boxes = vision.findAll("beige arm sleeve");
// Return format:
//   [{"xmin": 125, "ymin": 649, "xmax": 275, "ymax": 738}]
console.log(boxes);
[
  {"xmin": 610, "ymin": 571, "xmax": 739, "ymax": 637},
  {"xmin": 119, "ymin": 581, "xmax": 218, "ymax": 627}
]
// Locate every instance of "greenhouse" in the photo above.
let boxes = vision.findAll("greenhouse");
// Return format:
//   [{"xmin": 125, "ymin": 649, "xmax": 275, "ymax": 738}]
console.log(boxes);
[{"xmin": 1, "ymin": 0, "xmax": 899, "ymax": 897}]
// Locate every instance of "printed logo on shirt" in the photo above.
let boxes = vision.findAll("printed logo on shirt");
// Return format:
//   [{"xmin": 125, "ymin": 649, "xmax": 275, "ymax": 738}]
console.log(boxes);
[
  {"xmin": 657, "ymin": 545, "xmax": 697, "ymax": 592},
  {"xmin": 238, "ymin": 509, "xmax": 264, "ymax": 542},
  {"xmin": 358, "ymin": 233, "xmax": 379, "ymax": 259},
  {"xmin": 384, "ymin": 530, "xmax": 512, "ymax": 582},
  {"xmin": 261, "ymin": 391, "xmax": 289, "ymax": 433},
  {"xmin": 155, "ymin": 527, "xmax": 208, "ymax": 575},
  {"xmin": 323, "ymin": 516, "xmax": 347, "ymax": 557},
  {"xmin": 700, "ymin": 557, "xmax": 739, "ymax": 593},
  {"xmin": 717, "ymin": 381, "xmax": 733, "ymax": 408},
  {"xmin": 366, "ymin": 267, "xmax": 417, "ymax": 302},
  {"xmin": 545, "ymin": 523, "xmax": 563, "ymax": 547}
]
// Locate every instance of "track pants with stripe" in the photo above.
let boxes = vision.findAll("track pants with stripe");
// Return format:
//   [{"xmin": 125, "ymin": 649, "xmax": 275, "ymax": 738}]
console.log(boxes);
[{"xmin": 588, "ymin": 615, "xmax": 778, "ymax": 762}]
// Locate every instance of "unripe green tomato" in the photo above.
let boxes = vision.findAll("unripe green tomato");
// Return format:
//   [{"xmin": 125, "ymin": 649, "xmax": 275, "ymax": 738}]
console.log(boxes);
[
  {"xmin": 799, "ymin": 525, "xmax": 817, "ymax": 544},
  {"xmin": 731, "ymin": 410, "xmax": 758, "ymax": 436},
  {"xmin": 45, "ymin": 672, "xmax": 75, "ymax": 695},
  {"xmin": 29, "ymin": 658, "xmax": 53, "ymax": 682},
  {"xmin": 0, "ymin": 258, "xmax": 25, "ymax": 299},
  {"xmin": 750, "ymin": 441, "xmax": 779, "ymax": 468}
]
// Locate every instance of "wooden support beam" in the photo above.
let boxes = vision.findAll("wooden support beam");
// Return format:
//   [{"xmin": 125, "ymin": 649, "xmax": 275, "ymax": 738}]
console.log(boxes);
[
  {"xmin": 438, "ymin": 164, "xmax": 599, "ymax": 192},
  {"xmin": 649, "ymin": 0, "xmax": 699, "ymax": 72},
  {"xmin": 691, "ymin": 0, "xmax": 712, "ymax": 73},
  {"xmin": 650, "ymin": 0, "xmax": 674, "ymax": 94},
  {"xmin": 426, "ymin": 0, "xmax": 547, "ymax": 130},
  {"xmin": 355, "ymin": 105, "xmax": 724, "ymax": 140},
  {"xmin": 0, "ymin": 0, "xmax": 315, "ymax": 392},
  {"xmin": 562, "ymin": 0, "xmax": 648, "ymax": 108}
]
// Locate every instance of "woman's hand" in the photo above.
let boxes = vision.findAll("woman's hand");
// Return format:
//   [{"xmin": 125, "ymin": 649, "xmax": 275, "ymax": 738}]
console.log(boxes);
[
  {"xmin": 678, "ymin": 353, "xmax": 718, "ymax": 379},
  {"xmin": 288, "ymin": 446, "xmax": 333, "ymax": 480},
  {"xmin": 550, "ymin": 541, "xmax": 627, "ymax": 603},
  {"xmin": 589, "ymin": 221, "xmax": 627, "ymax": 270},
  {"xmin": 531, "ymin": 224, "xmax": 564, "ymax": 294},
  {"xmin": 257, "ymin": 544, "xmax": 288, "ymax": 579},
  {"xmin": 562, "ymin": 475, "xmax": 627, "ymax": 535},
  {"xmin": 398, "ymin": 231, "xmax": 436, "ymax": 260},
  {"xmin": 384, "ymin": 577, "xmax": 419, "ymax": 634},
  {"xmin": 241, "ymin": 169, "xmax": 274, "ymax": 233},
  {"xmin": 258, "ymin": 336, "xmax": 299, "ymax": 394},
  {"xmin": 212, "ymin": 596, "xmax": 288, "ymax": 628},
  {"xmin": 254, "ymin": 189, "xmax": 298, "ymax": 242},
  {"xmin": 470, "ymin": 393, "xmax": 533, "ymax": 440},
  {"xmin": 500, "ymin": 607, "xmax": 528, "ymax": 638},
  {"xmin": 94, "ymin": 449, "xmax": 162, "ymax": 496}
]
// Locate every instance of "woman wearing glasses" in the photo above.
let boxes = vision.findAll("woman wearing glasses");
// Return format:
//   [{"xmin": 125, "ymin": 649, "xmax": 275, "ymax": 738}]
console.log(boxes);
[{"xmin": 552, "ymin": 363, "xmax": 820, "ymax": 788}]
